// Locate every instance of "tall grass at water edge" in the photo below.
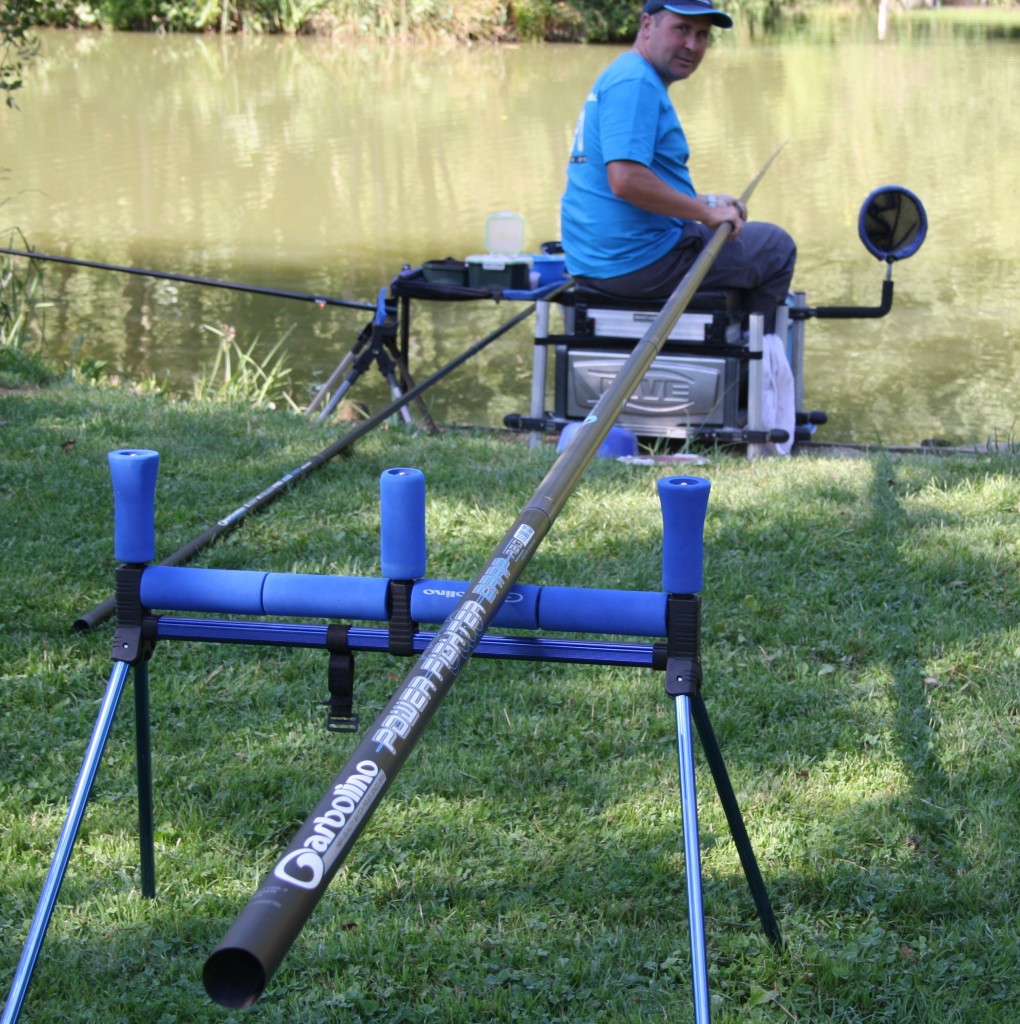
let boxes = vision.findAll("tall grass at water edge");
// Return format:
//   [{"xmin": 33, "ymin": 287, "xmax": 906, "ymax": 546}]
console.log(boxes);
[{"xmin": 0, "ymin": 380, "xmax": 1018, "ymax": 1023}]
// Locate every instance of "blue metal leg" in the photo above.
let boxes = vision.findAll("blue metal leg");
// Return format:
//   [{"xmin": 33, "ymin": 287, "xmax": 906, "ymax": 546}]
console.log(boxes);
[
  {"xmin": 674, "ymin": 692, "xmax": 711, "ymax": 1024},
  {"xmin": 1, "ymin": 660, "xmax": 131, "ymax": 1024}
]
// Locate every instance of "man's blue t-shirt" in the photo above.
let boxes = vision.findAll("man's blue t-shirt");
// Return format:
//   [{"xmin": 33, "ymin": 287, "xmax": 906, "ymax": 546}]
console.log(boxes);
[{"xmin": 560, "ymin": 52, "xmax": 696, "ymax": 279}]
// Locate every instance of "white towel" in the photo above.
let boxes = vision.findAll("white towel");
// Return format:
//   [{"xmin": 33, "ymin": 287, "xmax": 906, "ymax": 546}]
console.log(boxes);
[{"xmin": 759, "ymin": 333, "xmax": 796, "ymax": 456}]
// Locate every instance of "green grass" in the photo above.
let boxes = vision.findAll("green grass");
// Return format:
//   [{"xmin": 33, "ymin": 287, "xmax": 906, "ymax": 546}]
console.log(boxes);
[{"xmin": 1, "ymin": 381, "xmax": 1018, "ymax": 1023}]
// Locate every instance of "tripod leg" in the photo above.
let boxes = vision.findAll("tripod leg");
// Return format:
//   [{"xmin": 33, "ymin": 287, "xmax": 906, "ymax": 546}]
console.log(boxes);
[
  {"xmin": 691, "ymin": 692, "xmax": 783, "ymax": 948},
  {"xmin": 674, "ymin": 692, "xmax": 712, "ymax": 1024},
  {"xmin": 386, "ymin": 342, "xmax": 439, "ymax": 432},
  {"xmin": 304, "ymin": 348, "xmax": 356, "ymax": 417},
  {"xmin": 380, "ymin": 364, "xmax": 414, "ymax": 425},
  {"xmin": 1, "ymin": 660, "xmax": 131, "ymax": 1024},
  {"xmin": 314, "ymin": 324, "xmax": 376, "ymax": 424}
]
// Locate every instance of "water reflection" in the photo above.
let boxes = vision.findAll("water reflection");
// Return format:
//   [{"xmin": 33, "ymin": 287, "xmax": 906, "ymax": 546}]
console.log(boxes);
[{"xmin": 3, "ymin": 15, "xmax": 1018, "ymax": 445}]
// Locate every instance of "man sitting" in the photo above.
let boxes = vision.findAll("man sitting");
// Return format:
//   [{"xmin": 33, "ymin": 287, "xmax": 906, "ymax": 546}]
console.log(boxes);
[{"xmin": 560, "ymin": 0, "xmax": 796, "ymax": 336}]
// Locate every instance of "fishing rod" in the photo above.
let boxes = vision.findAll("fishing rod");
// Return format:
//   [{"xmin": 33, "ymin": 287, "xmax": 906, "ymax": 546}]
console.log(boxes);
[
  {"xmin": 202, "ymin": 150, "xmax": 783, "ymax": 1009},
  {"xmin": 0, "ymin": 246, "xmax": 376, "ymax": 311},
  {"xmin": 73, "ymin": 290, "xmax": 565, "ymax": 632}
]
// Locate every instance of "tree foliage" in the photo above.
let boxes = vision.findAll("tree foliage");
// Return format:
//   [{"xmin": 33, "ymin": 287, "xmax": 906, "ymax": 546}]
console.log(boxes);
[
  {"xmin": 1, "ymin": 0, "xmax": 40, "ymax": 106},
  {"xmin": 9, "ymin": 0, "xmax": 656, "ymax": 40},
  {"xmin": 16, "ymin": 0, "xmax": 1014, "ymax": 44}
]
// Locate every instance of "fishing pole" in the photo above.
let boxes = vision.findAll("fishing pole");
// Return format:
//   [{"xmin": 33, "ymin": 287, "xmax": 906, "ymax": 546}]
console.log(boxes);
[
  {"xmin": 0, "ymin": 246, "xmax": 376, "ymax": 311},
  {"xmin": 201, "ymin": 149, "xmax": 783, "ymax": 1009},
  {"xmin": 72, "ymin": 289, "xmax": 566, "ymax": 632}
]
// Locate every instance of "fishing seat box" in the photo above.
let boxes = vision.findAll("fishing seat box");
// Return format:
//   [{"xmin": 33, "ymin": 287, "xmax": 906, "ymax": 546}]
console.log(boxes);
[{"xmin": 541, "ymin": 287, "xmax": 751, "ymax": 439}]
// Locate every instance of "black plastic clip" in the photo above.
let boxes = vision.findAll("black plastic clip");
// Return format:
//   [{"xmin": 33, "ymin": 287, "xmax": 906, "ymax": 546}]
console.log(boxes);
[
  {"xmin": 663, "ymin": 593, "xmax": 702, "ymax": 699},
  {"xmin": 323, "ymin": 624, "xmax": 359, "ymax": 733},
  {"xmin": 111, "ymin": 564, "xmax": 156, "ymax": 665},
  {"xmin": 387, "ymin": 579, "xmax": 417, "ymax": 657}
]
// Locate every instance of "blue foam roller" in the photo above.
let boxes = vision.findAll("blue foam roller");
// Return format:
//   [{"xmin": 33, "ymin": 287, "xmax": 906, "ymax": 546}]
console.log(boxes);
[
  {"xmin": 262, "ymin": 573, "xmax": 390, "ymax": 621},
  {"xmin": 141, "ymin": 567, "xmax": 268, "ymax": 614},
  {"xmin": 657, "ymin": 476, "xmax": 711, "ymax": 594},
  {"xmin": 380, "ymin": 468, "xmax": 426, "ymax": 580},
  {"xmin": 411, "ymin": 579, "xmax": 541, "ymax": 630},
  {"xmin": 538, "ymin": 587, "xmax": 667, "ymax": 637},
  {"xmin": 108, "ymin": 449, "xmax": 160, "ymax": 563}
]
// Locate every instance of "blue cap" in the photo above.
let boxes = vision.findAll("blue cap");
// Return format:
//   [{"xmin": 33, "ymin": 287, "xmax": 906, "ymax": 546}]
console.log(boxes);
[{"xmin": 642, "ymin": 0, "xmax": 733, "ymax": 29}]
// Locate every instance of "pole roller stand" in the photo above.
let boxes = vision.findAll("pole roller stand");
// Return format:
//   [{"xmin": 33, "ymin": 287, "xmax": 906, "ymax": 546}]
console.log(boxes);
[
  {"xmin": 108, "ymin": 449, "xmax": 160, "ymax": 564},
  {"xmin": 379, "ymin": 467, "xmax": 426, "ymax": 580},
  {"xmin": 657, "ymin": 476, "xmax": 710, "ymax": 595}
]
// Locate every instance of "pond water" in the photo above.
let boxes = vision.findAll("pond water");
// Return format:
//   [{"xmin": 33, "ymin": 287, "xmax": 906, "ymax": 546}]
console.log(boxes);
[{"xmin": 3, "ymin": 15, "xmax": 1018, "ymax": 446}]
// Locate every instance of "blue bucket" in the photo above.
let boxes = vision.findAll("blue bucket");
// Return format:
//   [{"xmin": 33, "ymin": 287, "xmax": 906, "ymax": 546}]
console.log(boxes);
[
  {"xmin": 557, "ymin": 422, "xmax": 638, "ymax": 458},
  {"xmin": 529, "ymin": 253, "xmax": 568, "ymax": 286}
]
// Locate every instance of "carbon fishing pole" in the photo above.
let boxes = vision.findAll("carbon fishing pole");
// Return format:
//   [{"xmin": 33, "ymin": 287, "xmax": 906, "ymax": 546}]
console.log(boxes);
[
  {"xmin": 73, "ymin": 290, "xmax": 565, "ymax": 632},
  {"xmin": 0, "ymin": 246, "xmax": 376, "ymax": 311},
  {"xmin": 201, "ymin": 150, "xmax": 783, "ymax": 1009}
]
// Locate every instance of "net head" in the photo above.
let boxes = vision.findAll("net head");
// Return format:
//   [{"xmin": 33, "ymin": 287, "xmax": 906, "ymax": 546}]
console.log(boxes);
[{"xmin": 858, "ymin": 186, "xmax": 928, "ymax": 263}]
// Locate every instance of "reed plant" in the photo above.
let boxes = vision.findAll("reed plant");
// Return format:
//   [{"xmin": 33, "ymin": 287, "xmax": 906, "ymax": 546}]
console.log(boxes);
[
  {"xmin": 191, "ymin": 323, "xmax": 302, "ymax": 411},
  {"xmin": 1, "ymin": 377, "xmax": 1017, "ymax": 1023},
  {"xmin": 0, "ymin": 229, "xmax": 53, "ymax": 387},
  {"xmin": 0, "ymin": 231, "xmax": 41, "ymax": 347}
]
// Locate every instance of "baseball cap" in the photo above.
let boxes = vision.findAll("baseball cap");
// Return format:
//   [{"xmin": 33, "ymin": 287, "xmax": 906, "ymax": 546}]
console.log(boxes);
[{"xmin": 642, "ymin": 0, "xmax": 734, "ymax": 29}]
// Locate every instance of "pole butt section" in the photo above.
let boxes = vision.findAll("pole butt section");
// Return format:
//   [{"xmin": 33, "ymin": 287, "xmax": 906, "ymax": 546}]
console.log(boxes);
[
  {"xmin": 380, "ymin": 468, "xmax": 426, "ymax": 580},
  {"xmin": 108, "ymin": 449, "xmax": 160, "ymax": 564},
  {"xmin": 657, "ymin": 476, "xmax": 710, "ymax": 595},
  {"xmin": 202, "ymin": 947, "xmax": 267, "ymax": 1009}
]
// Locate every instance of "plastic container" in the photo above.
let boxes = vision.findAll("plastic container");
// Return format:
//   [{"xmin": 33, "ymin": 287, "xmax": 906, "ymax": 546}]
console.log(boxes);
[
  {"xmin": 485, "ymin": 212, "xmax": 526, "ymax": 255},
  {"xmin": 422, "ymin": 259, "xmax": 468, "ymax": 285},
  {"xmin": 465, "ymin": 254, "xmax": 533, "ymax": 290}
]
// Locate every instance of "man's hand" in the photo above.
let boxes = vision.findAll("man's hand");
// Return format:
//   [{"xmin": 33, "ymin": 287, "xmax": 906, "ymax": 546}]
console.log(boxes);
[
  {"xmin": 713, "ymin": 194, "xmax": 748, "ymax": 221},
  {"xmin": 702, "ymin": 194, "xmax": 747, "ymax": 237}
]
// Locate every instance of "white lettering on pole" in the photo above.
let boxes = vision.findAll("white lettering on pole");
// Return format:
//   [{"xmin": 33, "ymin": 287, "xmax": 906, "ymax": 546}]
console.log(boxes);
[
  {"xmin": 272, "ymin": 761, "xmax": 385, "ymax": 890},
  {"xmin": 473, "ymin": 556, "xmax": 511, "ymax": 603},
  {"xmin": 370, "ymin": 544, "xmax": 533, "ymax": 757}
]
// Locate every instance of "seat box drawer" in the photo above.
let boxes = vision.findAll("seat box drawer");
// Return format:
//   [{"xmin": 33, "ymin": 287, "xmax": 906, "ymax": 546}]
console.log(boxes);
[{"xmin": 559, "ymin": 349, "xmax": 745, "ymax": 436}]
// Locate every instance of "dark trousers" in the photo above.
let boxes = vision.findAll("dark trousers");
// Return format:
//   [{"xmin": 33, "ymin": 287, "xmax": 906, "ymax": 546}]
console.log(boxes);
[{"xmin": 575, "ymin": 220, "xmax": 797, "ymax": 334}]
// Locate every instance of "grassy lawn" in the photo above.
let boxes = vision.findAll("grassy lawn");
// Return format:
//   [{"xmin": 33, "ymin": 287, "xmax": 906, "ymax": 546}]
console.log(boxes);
[{"xmin": 1, "ymin": 381, "xmax": 1018, "ymax": 1023}]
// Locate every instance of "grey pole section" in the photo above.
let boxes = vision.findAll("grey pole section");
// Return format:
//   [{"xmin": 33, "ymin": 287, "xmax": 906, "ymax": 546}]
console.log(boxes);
[{"xmin": 203, "ymin": 152, "xmax": 784, "ymax": 1008}]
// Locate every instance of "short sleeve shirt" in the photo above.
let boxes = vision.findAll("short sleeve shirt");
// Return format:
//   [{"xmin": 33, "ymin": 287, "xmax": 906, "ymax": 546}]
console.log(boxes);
[{"xmin": 560, "ymin": 52, "xmax": 695, "ymax": 278}]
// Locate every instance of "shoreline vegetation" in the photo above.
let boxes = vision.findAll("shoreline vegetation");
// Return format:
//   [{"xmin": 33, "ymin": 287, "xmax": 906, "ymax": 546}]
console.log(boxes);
[{"xmin": 18, "ymin": 0, "xmax": 1020, "ymax": 43}]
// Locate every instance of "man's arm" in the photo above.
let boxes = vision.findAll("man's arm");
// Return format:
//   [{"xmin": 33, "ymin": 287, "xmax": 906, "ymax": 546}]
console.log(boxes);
[{"xmin": 607, "ymin": 160, "xmax": 746, "ymax": 236}]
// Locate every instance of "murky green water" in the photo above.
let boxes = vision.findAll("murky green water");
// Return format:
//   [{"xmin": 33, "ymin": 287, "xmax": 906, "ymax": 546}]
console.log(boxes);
[{"xmin": 3, "ymin": 16, "xmax": 1018, "ymax": 444}]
